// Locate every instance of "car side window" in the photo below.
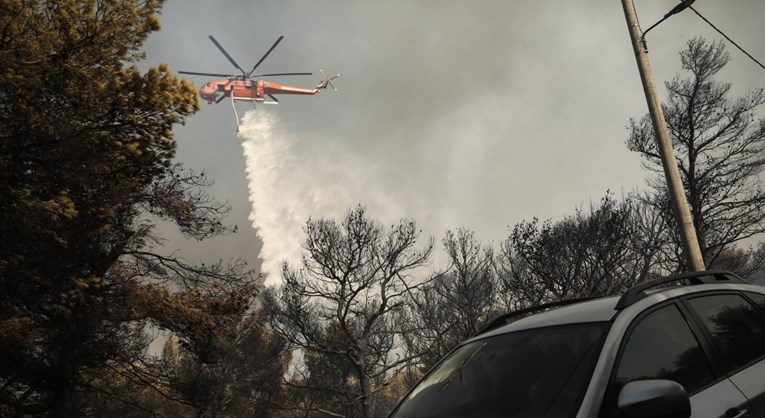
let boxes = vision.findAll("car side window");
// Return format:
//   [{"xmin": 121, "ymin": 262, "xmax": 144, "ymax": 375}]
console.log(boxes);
[
  {"xmin": 600, "ymin": 304, "xmax": 714, "ymax": 418},
  {"xmin": 745, "ymin": 291, "xmax": 765, "ymax": 312},
  {"xmin": 687, "ymin": 293, "xmax": 765, "ymax": 372}
]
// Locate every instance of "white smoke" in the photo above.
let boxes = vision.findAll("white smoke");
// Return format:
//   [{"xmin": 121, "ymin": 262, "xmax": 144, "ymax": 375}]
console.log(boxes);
[
  {"xmin": 239, "ymin": 109, "xmax": 432, "ymax": 285},
  {"xmin": 238, "ymin": 103, "xmax": 522, "ymax": 286}
]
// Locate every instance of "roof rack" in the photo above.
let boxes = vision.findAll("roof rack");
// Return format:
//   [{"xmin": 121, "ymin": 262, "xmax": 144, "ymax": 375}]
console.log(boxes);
[
  {"xmin": 615, "ymin": 270, "xmax": 744, "ymax": 310},
  {"xmin": 478, "ymin": 296, "xmax": 602, "ymax": 335}
]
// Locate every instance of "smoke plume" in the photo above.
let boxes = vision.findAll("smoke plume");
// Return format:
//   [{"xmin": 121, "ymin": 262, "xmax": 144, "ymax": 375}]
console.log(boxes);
[{"xmin": 239, "ymin": 109, "xmax": 420, "ymax": 285}]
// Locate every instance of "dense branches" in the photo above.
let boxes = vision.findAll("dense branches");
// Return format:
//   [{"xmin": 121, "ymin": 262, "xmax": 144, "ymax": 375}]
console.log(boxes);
[
  {"xmin": 264, "ymin": 206, "xmax": 433, "ymax": 418},
  {"xmin": 0, "ymin": 1, "xmax": 262, "ymax": 416},
  {"xmin": 402, "ymin": 228, "xmax": 498, "ymax": 371},
  {"xmin": 496, "ymin": 194, "xmax": 657, "ymax": 310}
]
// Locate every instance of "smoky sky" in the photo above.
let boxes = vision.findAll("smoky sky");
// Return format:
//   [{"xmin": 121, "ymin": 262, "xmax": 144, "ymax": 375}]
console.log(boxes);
[{"xmin": 143, "ymin": 0, "xmax": 765, "ymax": 283}]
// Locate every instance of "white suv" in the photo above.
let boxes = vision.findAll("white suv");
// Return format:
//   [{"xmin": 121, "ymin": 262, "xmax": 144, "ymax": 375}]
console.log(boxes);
[{"xmin": 387, "ymin": 271, "xmax": 765, "ymax": 418}]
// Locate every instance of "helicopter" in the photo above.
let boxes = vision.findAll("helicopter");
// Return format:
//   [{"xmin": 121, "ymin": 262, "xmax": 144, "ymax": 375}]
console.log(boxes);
[{"xmin": 179, "ymin": 35, "xmax": 339, "ymax": 132}]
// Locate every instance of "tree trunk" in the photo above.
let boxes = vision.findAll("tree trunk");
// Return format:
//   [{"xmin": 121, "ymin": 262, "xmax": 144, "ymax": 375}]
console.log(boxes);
[
  {"xmin": 360, "ymin": 374, "xmax": 372, "ymax": 418},
  {"xmin": 49, "ymin": 381, "xmax": 75, "ymax": 417}
]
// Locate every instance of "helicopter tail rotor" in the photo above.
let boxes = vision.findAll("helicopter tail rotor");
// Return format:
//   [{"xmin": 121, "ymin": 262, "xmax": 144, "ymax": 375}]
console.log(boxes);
[{"xmin": 316, "ymin": 69, "xmax": 340, "ymax": 92}]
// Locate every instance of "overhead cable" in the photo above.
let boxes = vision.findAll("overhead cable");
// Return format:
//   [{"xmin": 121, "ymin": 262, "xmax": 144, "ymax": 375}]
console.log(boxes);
[{"xmin": 689, "ymin": 6, "xmax": 765, "ymax": 72}]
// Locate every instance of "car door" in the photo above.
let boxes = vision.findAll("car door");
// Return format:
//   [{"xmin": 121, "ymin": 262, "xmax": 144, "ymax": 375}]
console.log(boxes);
[
  {"xmin": 599, "ymin": 302, "xmax": 750, "ymax": 418},
  {"xmin": 684, "ymin": 291, "xmax": 765, "ymax": 418}
]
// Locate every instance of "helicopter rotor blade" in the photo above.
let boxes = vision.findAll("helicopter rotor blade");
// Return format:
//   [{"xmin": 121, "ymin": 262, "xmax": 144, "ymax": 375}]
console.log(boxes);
[
  {"xmin": 251, "ymin": 72, "xmax": 313, "ymax": 77},
  {"xmin": 208, "ymin": 35, "xmax": 246, "ymax": 75},
  {"xmin": 248, "ymin": 35, "xmax": 284, "ymax": 76},
  {"xmin": 329, "ymin": 75, "xmax": 340, "ymax": 91},
  {"xmin": 178, "ymin": 70, "xmax": 236, "ymax": 78},
  {"xmin": 267, "ymin": 94, "xmax": 279, "ymax": 102}
]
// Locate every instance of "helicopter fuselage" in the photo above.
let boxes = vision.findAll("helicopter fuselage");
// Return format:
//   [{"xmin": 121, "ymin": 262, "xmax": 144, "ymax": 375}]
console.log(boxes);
[{"xmin": 200, "ymin": 79, "xmax": 319, "ymax": 104}]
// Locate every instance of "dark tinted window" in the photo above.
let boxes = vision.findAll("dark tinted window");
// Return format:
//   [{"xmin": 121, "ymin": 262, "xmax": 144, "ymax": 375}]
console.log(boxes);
[
  {"xmin": 389, "ymin": 324, "xmax": 607, "ymax": 418},
  {"xmin": 745, "ymin": 291, "xmax": 765, "ymax": 312},
  {"xmin": 614, "ymin": 304, "xmax": 714, "ymax": 392},
  {"xmin": 602, "ymin": 304, "xmax": 715, "ymax": 417},
  {"xmin": 688, "ymin": 293, "xmax": 765, "ymax": 371}
]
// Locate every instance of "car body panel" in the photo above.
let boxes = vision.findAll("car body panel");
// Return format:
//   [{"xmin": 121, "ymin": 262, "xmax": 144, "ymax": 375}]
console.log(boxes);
[
  {"xmin": 688, "ymin": 379, "xmax": 750, "ymax": 418},
  {"xmin": 729, "ymin": 357, "xmax": 765, "ymax": 416}
]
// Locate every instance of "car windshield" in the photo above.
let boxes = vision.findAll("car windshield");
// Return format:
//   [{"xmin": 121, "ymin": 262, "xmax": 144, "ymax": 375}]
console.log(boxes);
[{"xmin": 388, "ymin": 323, "xmax": 608, "ymax": 418}]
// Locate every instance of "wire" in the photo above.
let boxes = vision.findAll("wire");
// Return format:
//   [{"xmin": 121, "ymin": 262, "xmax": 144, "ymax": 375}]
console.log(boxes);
[
  {"xmin": 644, "ymin": 1, "xmax": 695, "ymax": 41},
  {"xmin": 641, "ymin": 14, "xmax": 669, "ymax": 41},
  {"xmin": 689, "ymin": 6, "xmax": 765, "ymax": 72}
]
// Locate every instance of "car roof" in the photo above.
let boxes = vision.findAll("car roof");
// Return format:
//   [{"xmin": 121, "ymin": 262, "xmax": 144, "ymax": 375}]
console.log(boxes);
[
  {"xmin": 472, "ymin": 296, "xmax": 620, "ymax": 341},
  {"xmin": 472, "ymin": 278, "xmax": 765, "ymax": 344}
]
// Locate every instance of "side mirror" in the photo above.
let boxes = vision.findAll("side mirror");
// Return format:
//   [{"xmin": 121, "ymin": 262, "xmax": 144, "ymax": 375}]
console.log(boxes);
[{"xmin": 617, "ymin": 379, "xmax": 691, "ymax": 418}]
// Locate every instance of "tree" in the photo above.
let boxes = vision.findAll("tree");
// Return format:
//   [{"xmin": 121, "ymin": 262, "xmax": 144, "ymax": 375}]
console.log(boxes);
[
  {"xmin": 628, "ymin": 37, "xmax": 765, "ymax": 269},
  {"xmin": 705, "ymin": 242, "xmax": 765, "ymax": 279},
  {"xmin": 156, "ymin": 312, "xmax": 290, "ymax": 418},
  {"xmin": 263, "ymin": 206, "xmax": 434, "ymax": 418},
  {"xmin": 280, "ymin": 323, "xmax": 362, "ymax": 418},
  {"xmin": 496, "ymin": 193, "xmax": 657, "ymax": 309},
  {"xmin": 402, "ymin": 228, "xmax": 498, "ymax": 371},
  {"xmin": 73, "ymin": 309, "xmax": 289, "ymax": 418},
  {"xmin": 0, "ymin": 1, "xmax": 262, "ymax": 415}
]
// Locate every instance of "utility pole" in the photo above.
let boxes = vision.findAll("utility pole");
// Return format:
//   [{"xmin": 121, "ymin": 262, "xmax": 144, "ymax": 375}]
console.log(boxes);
[{"xmin": 621, "ymin": 0, "xmax": 705, "ymax": 271}]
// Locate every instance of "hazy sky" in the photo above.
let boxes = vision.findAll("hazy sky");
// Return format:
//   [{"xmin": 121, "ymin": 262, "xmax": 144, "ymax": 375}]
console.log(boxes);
[{"xmin": 142, "ymin": 1, "xmax": 765, "ymax": 285}]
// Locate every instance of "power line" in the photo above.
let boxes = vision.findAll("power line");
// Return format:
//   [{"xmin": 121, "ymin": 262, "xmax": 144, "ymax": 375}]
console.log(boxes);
[{"xmin": 689, "ymin": 6, "xmax": 765, "ymax": 72}]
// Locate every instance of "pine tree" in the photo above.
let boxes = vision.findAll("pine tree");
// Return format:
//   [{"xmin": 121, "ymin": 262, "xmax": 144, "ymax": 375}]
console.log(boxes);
[{"xmin": 0, "ymin": 2, "xmax": 259, "ymax": 415}]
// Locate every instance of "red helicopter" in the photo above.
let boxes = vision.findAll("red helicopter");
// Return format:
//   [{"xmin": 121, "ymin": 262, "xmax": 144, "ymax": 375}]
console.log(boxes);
[{"xmin": 179, "ymin": 35, "xmax": 339, "ymax": 132}]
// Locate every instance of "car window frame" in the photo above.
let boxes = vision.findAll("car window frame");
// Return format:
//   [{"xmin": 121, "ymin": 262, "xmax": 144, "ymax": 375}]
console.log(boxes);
[
  {"xmin": 742, "ymin": 290, "xmax": 765, "ymax": 316},
  {"xmin": 598, "ymin": 299, "xmax": 720, "ymax": 418}
]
